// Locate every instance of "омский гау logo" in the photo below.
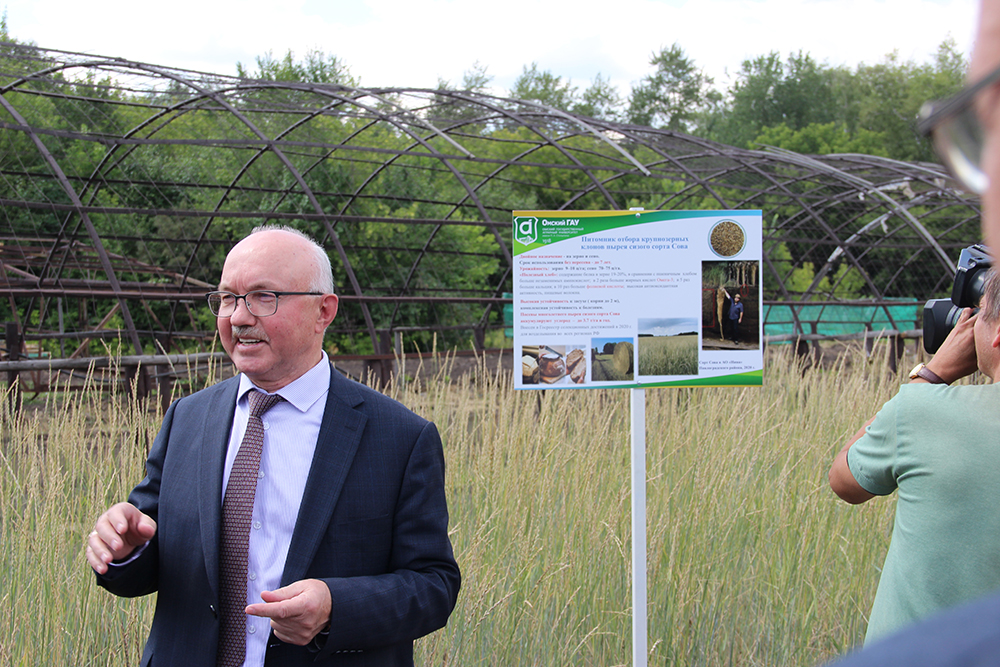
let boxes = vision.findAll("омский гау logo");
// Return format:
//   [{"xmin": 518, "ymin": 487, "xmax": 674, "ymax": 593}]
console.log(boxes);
[{"xmin": 514, "ymin": 216, "xmax": 537, "ymax": 246}]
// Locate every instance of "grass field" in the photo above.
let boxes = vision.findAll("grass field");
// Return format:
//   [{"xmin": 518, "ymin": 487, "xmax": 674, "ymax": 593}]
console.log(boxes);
[
  {"xmin": 1, "ymin": 345, "xmax": 940, "ymax": 665},
  {"xmin": 637, "ymin": 335, "xmax": 699, "ymax": 377}
]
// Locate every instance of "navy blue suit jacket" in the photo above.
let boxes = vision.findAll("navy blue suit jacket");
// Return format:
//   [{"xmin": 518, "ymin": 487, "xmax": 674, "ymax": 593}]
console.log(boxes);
[
  {"xmin": 97, "ymin": 367, "xmax": 460, "ymax": 666},
  {"xmin": 825, "ymin": 589, "xmax": 1000, "ymax": 667}
]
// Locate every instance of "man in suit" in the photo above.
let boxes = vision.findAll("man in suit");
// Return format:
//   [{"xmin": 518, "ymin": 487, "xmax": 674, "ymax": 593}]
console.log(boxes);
[{"xmin": 85, "ymin": 225, "xmax": 460, "ymax": 666}]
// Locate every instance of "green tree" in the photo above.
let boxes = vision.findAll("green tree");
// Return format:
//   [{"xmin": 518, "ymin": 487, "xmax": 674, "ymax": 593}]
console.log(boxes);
[
  {"xmin": 709, "ymin": 51, "xmax": 837, "ymax": 147},
  {"xmin": 627, "ymin": 44, "xmax": 715, "ymax": 131},
  {"xmin": 459, "ymin": 61, "xmax": 493, "ymax": 92},
  {"xmin": 574, "ymin": 73, "xmax": 623, "ymax": 122},
  {"xmin": 704, "ymin": 40, "xmax": 967, "ymax": 161},
  {"xmin": 751, "ymin": 121, "xmax": 888, "ymax": 156},
  {"xmin": 429, "ymin": 63, "xmax": 494, "ymax": 125},
  {"xmin": 435, "ymin": 61, "xmax": 493, "ymax": 94},
  {"xmin": 236, "ymin": 48, "xmax": 356, "ymax": 86},
  {"xmin": 509, "ymin": 62, "xmax": 578, "ymax": 111},
  {"xmin": 767, "ymin": 240, "xmax": 865, "ymax": 300},
  {"xmin": 850, "ymin": 40, "xmax": 966, "ymax": 162}
]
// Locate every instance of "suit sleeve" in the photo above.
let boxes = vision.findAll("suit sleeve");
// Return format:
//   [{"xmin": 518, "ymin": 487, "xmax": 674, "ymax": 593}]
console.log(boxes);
[
  {"xmin": 318, "ymin": 420, "xmax": 460, "ymax": 655},
  {"xmin": 94, "ymin": 398, "xmax": 176, "ymax": 597}
]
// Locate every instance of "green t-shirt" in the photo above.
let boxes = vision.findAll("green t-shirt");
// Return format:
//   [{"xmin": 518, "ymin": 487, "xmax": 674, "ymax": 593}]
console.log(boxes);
[{"xmin": 849, "ymin": 382, "xmax": 1000, "ymax": 643}]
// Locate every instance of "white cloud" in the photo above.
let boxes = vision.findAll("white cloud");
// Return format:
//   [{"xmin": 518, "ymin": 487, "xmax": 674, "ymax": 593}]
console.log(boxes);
[{"xmin": 5, "ymin": 0, "xmax": 978, "ymax": 96}]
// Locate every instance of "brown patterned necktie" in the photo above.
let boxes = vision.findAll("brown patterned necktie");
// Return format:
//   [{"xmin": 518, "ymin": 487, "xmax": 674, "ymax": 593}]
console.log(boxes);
[{"xmin": 217, "ymin": 390, "xmax": 283, "ymax": 667}]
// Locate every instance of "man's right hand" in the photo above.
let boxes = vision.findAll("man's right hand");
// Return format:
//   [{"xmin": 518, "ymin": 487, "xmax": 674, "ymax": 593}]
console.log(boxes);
[{"xmin": 86, "ymin": 502, "xmax": 157, "ymax": 575}]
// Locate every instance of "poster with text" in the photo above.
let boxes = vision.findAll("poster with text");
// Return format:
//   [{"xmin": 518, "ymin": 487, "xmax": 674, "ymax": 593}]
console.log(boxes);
[{"xmin": 514, "ymin": 210, "xmax": 763, "ymax": 389}]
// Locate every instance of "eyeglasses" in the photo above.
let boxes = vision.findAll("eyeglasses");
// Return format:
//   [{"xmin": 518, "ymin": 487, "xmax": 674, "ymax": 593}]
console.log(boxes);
[
  {"xmin": 917, "ymin": 61, "xmax": 1000, "ymax": 195},
  {"xmin": 206, "ymin": 290, "xmax": 324, "ymax": 317}
]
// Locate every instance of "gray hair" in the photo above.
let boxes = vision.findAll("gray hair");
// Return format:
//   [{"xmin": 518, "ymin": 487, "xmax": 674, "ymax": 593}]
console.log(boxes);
[
  {"xmin": 981, "ymin": 268, "xmax": 1000, "ymax": 323},
  {"xmin": 248, "ymin": 224, "xmax": 335, "ymax": 294}
]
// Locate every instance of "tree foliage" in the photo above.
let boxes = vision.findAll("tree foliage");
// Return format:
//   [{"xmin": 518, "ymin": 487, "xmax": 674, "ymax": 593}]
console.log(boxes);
[
  {"xmin": 708, "ymin": 51, "xmax": 837, "ymax": 147},
  {"xmin": 489, "ymin": 38, "xmax": 966, "ymax": 164},
  {"xmin": 574, "ymin": 73, "xmax": 623, "ymax": 122},
  {"xmin": 752, "ymin": 122, "xmax": 889, "ymax": 156},
  {"xmin": 505, "ymin": 63, "xmax": 623, "ymax": 121},
  {"xmin": 0, "ymin": 26, "xmax": 975, "ymax": 355},
  {"xmin": 627, "ymin": 44, "xmax": 718, "ymax": 132},
  {"xmin": 510, "ymin": 62, "xmax": 578, "ymax": 111},
  {"xmin": 236, "ymin": 48, "xmax": 355, "ymax": 86},
  {"xmin": 702, "ymin": 40, "xmax": 967, "ymax": 159}
]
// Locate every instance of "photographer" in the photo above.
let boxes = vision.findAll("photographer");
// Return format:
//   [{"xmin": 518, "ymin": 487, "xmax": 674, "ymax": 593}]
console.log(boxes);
[
  {"xmin": 822, "ymin": 2, "xmax": 1000, "ymax": 663},
  {"xmin": 829, "ymin": 268, "xmax": 1000, "ymax": 644},
  {"xmin": 824, "ymin": 270, "xmax": 1000, "ymax": 661}
]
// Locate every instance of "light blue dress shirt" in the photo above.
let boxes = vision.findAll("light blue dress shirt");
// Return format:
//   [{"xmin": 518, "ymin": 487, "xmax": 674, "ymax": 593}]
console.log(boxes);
[{"xmin": 222, "ymin": 353, "xmax": 330, "ymax": 667}]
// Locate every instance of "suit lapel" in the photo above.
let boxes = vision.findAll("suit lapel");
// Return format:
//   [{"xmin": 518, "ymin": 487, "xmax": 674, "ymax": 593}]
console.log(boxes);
[
  {"xmin": 280, "ymin": 370, "xmax": 366, "ymax": 585},
  {"xmin": 199, "ymin": 377, "xmax": 240, "ymax": 598}
]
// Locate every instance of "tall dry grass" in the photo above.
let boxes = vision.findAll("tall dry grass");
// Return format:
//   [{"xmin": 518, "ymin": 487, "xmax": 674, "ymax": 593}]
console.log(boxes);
[
  {"xmin": 637, "ymin": 336, "xmax": 699, "ymax": 376},
  {"xmin": 1, "ymin": 345, "xmax": 918, "ymax": 666},
  {"xmin": 0, "ymin": 366, "xmax": 159, "ymax": 666}
]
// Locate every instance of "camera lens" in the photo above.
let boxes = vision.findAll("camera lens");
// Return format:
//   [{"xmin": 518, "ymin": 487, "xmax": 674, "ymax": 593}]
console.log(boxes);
[
  {"xmin": 924, "ymin": 299, "xmax": 959, "ymax": 354},
  {"xmin": 923, "ymin": 298, "xmax": 980, "ymax": 354}
]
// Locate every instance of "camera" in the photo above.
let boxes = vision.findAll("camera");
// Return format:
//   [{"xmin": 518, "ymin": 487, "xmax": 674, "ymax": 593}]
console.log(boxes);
[{"xmin": 923, "ymin": 244, "xmax": 992, "ymax": 354}]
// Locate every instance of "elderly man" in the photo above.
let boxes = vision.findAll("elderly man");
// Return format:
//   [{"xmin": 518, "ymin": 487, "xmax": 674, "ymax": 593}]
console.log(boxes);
[{"xmin": 86, "ymin": 225, "xmax": 460, "ymax": 667}]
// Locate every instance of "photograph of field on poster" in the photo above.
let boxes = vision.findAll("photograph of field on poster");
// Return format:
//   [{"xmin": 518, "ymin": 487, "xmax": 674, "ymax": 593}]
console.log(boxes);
[
  {"xmin": 637, "ymin": 318, "xmax": 699, "ymax": 377},
  {"xmin": 590, "ymin": 337, "xmax": 634, "ymax": 382}
]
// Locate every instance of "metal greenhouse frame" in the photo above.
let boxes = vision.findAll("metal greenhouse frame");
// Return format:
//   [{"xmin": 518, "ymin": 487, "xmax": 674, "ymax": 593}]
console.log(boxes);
[{"xmin": 0, "ymin": 41, "xmax": 982, "ymax": 389}]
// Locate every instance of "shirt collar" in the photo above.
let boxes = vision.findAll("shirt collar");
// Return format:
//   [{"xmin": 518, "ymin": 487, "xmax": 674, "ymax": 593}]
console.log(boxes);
[{"xmin": 238, "ymin": 351, "xmax": 331, "ymax": 413}]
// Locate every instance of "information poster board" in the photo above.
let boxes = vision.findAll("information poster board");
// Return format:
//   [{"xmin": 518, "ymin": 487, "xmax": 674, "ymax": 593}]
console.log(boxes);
[{"xmin": 513, "ymin": 210, "xmax": 763, "ymax": 389}]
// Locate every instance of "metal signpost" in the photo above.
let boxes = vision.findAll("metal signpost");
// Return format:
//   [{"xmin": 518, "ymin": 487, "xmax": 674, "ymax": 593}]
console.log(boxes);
[{"xmin": 512, "ymin": 209, "xmax": 763, "ymax": 665}]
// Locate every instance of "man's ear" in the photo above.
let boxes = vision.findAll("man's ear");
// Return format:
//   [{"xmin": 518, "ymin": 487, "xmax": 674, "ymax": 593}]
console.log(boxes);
[{"xmin": 316, "ymin": 294, "xmax": 339, "ymax": 332}]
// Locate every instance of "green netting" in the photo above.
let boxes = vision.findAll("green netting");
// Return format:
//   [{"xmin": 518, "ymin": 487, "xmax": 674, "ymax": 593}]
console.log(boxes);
[{"xmin": 763, "ymin": 299, "xmax": 920, "ymax": 338}]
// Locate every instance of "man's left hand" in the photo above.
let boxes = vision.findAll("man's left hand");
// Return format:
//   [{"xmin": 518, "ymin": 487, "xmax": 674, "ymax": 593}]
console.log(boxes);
[
  {"xmin": 924, "ymin": 307, "xmax": 979, "ymax": 383},
  {"xmin": 246, "ymin": 578, "xmax": 332, "ymax": 645}
]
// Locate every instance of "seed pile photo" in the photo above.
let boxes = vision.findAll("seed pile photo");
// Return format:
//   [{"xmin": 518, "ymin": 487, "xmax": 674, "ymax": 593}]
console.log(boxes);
[{"xmin": 710, "ymin": 221, "xmax": 745, "ymax": 257}]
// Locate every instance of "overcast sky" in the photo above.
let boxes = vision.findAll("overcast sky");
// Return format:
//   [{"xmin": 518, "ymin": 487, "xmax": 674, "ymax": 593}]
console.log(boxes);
[
  {"xmin": 5, "ymin": 0, "xmax": 980, "ymax": 96},
  {"xmin": 639, "ymin": 318, "xmax": 699, "ymax": 336}
]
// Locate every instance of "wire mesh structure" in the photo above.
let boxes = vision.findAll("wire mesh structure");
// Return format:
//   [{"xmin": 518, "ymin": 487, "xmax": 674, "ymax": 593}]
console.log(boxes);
[{"xmin": 0, "ymin": 41, "xmax": 983, "ymax": 365}]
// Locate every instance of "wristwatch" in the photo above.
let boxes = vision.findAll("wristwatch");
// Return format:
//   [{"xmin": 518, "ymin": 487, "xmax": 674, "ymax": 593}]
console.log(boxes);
[{"xmin": 908, "ymin": 363, "xmax": 948, "ymax": 385}]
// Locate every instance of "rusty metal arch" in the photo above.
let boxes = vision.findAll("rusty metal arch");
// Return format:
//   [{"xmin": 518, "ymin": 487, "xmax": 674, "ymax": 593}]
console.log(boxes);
[
  {"xmin": 0, "ymin": 86, "xmax": 146, "ymax": 357},
  {"xmin": 0, "ymin": 41, "xmax": 984, "ymax": 360}
]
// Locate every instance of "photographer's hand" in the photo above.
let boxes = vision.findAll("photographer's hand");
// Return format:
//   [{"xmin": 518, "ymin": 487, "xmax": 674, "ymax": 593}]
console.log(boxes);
[{"xmin": 921, "ymin": 307, "xmax": 979, "ymax": 384}]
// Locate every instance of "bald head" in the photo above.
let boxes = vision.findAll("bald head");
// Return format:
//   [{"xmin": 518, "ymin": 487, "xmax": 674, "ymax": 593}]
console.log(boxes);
[
  {"xmin": 246, "ymin": 225, "xmax": 335, "ymax": 294},
  {"xmin": 216, "ymin": 228, "xmax": 339, "ymax": 391}
]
